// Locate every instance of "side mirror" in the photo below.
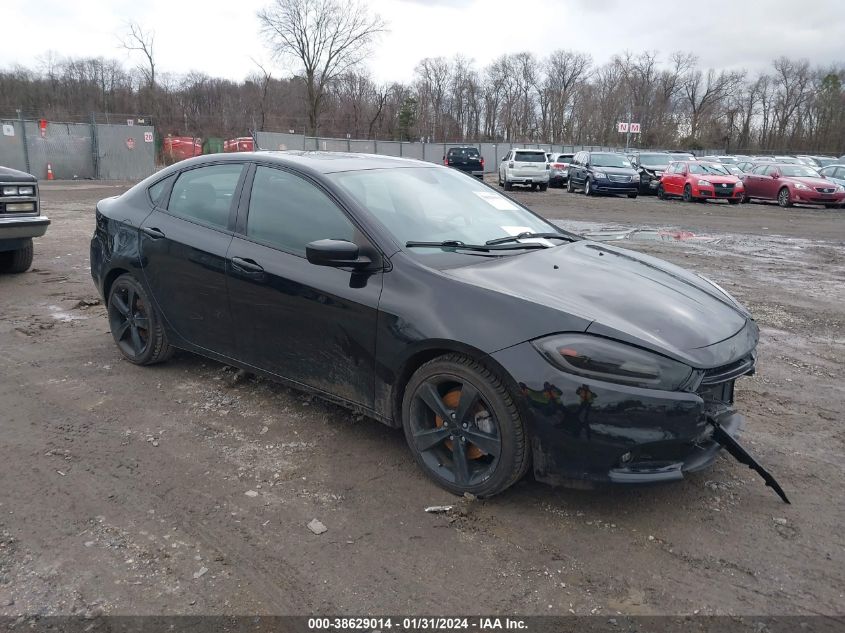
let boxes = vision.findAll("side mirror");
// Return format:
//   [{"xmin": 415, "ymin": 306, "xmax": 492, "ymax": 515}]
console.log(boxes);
[
  {"xmin": 771, "ymin": 172, "xmax": 780, "ymax": 179},
  {"xmin": 306, "ymin": 239, "xmax": 372, "ymax": 270}
]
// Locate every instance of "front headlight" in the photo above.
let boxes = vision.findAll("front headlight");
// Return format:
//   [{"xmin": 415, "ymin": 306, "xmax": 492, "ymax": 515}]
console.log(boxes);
[
  {"xmin": 836, "ymin": 185, "xmax": 845, "ymax": 193},
  {"xmin": 17, "ymin": 186, "xmax": 34, "ymax": 196},
  {"xmin": 531, "ymin": 334, "xmax": 693, "ymax": 391},
  {"xmin": 593, "ymin": 171, "xmax": 607, "ymax": 179},
  {"xmin": 735, "ymin": 180, "xmax": 744, "ymax": 188},
  {"xmin": 2, "ymin": 186, "xmax": 18, "ymax": 196},
  {"xmin": 697, "ymin": 179, "xmax": 711, "ymax": 187},
  {"xmin": 794, "ymin": 182, "xmax": 810, "ymax": 190}
]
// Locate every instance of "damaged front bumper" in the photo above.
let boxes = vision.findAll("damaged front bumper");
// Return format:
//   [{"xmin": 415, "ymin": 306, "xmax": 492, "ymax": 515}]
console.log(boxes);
[
  {"xmin": 607, "ymin": 410, "xmax": 743, "ymax": 484},
  {"xmin": 492, "ymin": 338, "xmax": 789, "ymax": 502}
]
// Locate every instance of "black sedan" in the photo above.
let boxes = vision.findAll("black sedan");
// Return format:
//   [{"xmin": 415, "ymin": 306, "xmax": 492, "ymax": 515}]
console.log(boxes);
[{"xmin": 90, "ymin": 152, "xmax": 786, "ymax": 501}]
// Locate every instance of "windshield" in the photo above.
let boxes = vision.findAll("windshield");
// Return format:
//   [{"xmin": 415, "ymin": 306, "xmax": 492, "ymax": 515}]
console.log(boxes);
[
  {"xmin": 637, "ymin": 153, "xmax": 672, "ymax": 166},
  {"xmin": 591, "ymin": 154, "xmax": 632, "ymax": 168},
  {"xmin": 780, "ymin": 165, "xmax": 821, "ymax": 178},
  {"xmin": 448, "ymin": 148, "xmax": 479, "ymax": 158},
  {"xmin": 514, "ymin": 151, "xmax": 546, "ymax": 162},
  {"xmin": 329, "ymin": 167, "xmax": 561, "ymax": 250},
  {"xmin": 688, "ymin": 163, "xmax": 730, "ymax": 175}
]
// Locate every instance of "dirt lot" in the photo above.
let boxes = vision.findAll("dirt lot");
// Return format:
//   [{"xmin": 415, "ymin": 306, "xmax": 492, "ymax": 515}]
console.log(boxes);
[{"xmin": 1, "ymin": 180, "xmax": 843, "ymax": 618}]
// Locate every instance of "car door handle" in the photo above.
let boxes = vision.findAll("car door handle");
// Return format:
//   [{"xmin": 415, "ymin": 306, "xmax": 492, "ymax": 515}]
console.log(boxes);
[
  {"xmin": 141, "ymin": 226, "xmax": 165, "ymax": 239},
  {"xmin": 231, "ymin": 257, "xmax": 264, "ymax": 273}
]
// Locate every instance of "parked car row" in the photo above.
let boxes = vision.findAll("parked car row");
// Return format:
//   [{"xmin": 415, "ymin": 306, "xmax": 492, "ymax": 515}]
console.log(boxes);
[{"xmin": 447, "ymin": 145, "xmax": 845, "ymax": 208}]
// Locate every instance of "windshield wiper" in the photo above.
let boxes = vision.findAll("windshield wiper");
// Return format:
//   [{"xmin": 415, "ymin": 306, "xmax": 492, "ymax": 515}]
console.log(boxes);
[
  {"xmin": 485, "ymin": 232, "xmax": 577, "ymax": 246},
  {"xmin": 405, "ymin": 240, "xmax": 548, "ymax": 251}
]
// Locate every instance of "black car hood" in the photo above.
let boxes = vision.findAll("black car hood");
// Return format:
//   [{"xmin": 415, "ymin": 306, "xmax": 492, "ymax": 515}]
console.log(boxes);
[
  {"xmin": 0, "ymin": 166, "xmax": 36, "ymax": 182},
  {"xmin": 444, "ymin": 241, "xmax": 751, "ymax": 367}
]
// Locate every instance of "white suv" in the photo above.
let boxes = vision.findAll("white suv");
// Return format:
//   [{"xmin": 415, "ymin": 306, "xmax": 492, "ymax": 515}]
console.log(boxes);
[{"xmin": 498, "ymin": 149, "xmax": 550, "ymax": 191}]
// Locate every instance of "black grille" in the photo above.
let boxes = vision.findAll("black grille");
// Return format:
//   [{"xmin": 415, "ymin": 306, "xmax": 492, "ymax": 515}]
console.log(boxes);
[
  {"xmin": 701, "ymin": 354, "xmax": 755, "ymax": 386},
  {"xmin": 714, "ymin": 183, "xmax": 735, "ymax": 197},
  {"xmin": 815, "ymin": 187, "xmax": 835, "ymax": 194}
]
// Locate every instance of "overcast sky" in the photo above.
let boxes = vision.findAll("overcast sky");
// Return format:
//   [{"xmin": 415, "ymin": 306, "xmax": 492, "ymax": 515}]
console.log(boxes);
[{"xmin": 2, "ymin": 0, "xmax": 844, "ymax": 82}]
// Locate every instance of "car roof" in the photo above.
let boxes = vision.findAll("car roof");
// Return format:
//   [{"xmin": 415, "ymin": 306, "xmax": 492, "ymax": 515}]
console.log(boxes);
[{"xmin": 163, "ymin": 150, "xmax": 433, "ymax": 175}]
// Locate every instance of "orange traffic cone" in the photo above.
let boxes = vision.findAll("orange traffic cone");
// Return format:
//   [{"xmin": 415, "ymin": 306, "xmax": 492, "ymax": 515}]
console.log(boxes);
[{"xmin": 46, "ymin": 163, "xmax": 54, "ymax": 180}]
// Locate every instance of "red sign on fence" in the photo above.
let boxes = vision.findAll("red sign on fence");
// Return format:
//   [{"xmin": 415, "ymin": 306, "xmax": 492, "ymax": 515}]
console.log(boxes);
[{"xmin": 126, "ymin": 138, "xmax": 136, "ymax": 150}]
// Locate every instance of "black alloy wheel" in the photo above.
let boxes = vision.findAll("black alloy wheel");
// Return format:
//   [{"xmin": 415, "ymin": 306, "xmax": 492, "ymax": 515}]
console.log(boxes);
[
  {"xmin": 402, "ymin": 354, "xmax": 529, "ymax": 497},
  {"xmin": 107, "ymin": 274, "xmax": 173, "ymax": 365}
]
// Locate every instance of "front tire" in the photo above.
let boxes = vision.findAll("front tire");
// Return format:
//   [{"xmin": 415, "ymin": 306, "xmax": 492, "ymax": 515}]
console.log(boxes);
[
  {"xmin": 778, "ymin": 187, "xmax": 792, "ymax": 208},
  {"xmin": 584, "ymin": 179, "xmax": 594, "ymax": 196},
  {"xmin": 728, "ymin": 198, "xmax": 740, "ymax": 205},
  {"xmin": 401, "ymin": 354, "xmax": 530, "ymax": 497},
  {"xmin": 539, "ymin": 183, "xmax": 548, "ymax": 192},
  {"xmin": 656, "ymin": 184, "xmax": 666, "ymax": 200},
  {"xmin": 682, "ymin": 184, "xmax": 693, "ymax": 202},
  {"xmin": 627, "ymin": 192, "xmax": 638, "ymax": 199},
  {"xmin": 107, "ymin": 273, "xmax": 173, "ymax": 365},
  {"xmin": 0, "ymin": 239, "xmax": 33, "ymax": 273},
  {"xmin": 567, "ymin": 178, "xmax": 575, "ymax": 193}
]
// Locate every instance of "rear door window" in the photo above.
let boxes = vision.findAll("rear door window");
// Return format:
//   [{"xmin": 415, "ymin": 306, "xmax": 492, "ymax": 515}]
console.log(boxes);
[
  {"xmin": 167, "ymin": 164, "xmax": 244, "ymax": 229},
  {"xmin": 514, "ymin": 151, "xmax": 546, "ymax": 163},
  {"xmin": 148, "ymin": 174, "xmax": 176, "ymax": 207}
]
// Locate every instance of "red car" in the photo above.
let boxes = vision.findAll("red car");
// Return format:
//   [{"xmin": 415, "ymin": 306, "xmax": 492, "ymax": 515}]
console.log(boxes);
[
  {"xmin": 741, "ymin": 163, "xmax": 845, "ymax": 208},
  {"xmin": 658, "ymin": 161, "xmax": 744, "ymax": 204}
]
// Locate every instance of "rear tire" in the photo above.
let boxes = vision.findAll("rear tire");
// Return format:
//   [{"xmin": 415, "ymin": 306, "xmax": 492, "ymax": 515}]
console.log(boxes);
[
  {"xmin": 539, "ymin": 183, "xmax": 548, "ymax": 192},
  {"xmin": 504, "ymin": 178, "xmax": 513, "ymax": 191},
  {"xmin": 107, "ymin": 273, "xmax": 174, "ymax": 366},
  {"xmin": 656, "ymin": 184, "xmax": 666, "ymax": 200},
  {"xmin": 401, "ymin": 353, "xmax": 530, "ymax": 497},
  {"xmin": 824, "ymin": 204, "xmax": 839, "ymax": 209},
  {"xmin": 0, "ymin": 239, "xmax": 33, "ymax": 273}
]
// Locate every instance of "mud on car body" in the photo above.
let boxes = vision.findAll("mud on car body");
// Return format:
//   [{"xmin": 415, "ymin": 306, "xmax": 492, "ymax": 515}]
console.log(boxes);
[
  {"xmin": 90, "ymin": 151, "xmax": 788, "ymax": 502},
  {"xmin": 0, "ymin": 166, "xmax": 49, "ymax": 273}
]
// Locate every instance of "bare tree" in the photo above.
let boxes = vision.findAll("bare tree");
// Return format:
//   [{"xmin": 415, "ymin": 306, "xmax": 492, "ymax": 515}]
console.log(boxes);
[
  {"xmin": 250, "ymin": 58, "xmax": 273, "ymax": 131},
  {"xmin": 120, "ymin": 22, "xmax": 156, "ymax": 90},
  {"xmin": 257, "ymin": 0, "xmax": 385, "ymax": 135}
]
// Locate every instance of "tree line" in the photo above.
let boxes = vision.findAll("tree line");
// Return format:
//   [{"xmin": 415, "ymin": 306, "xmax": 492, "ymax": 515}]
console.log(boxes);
[{"xmin": 1, "ymin": 48, "xmax": 843, "ymax": 154}]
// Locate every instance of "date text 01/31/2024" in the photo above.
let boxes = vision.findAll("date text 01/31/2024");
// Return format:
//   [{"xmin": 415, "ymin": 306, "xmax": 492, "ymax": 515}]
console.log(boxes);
[{"xmin": 307, "ymin": 617, "xmax": 528, "ymax": 631}]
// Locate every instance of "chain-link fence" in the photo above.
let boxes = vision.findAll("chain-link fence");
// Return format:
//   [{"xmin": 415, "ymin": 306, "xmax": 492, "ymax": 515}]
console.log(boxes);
[
  {"xmin": 253, "ymin": 133, "xmax": 630, "ymax": 173},
  {"xmin": 0, "ymin": 118, "xmax": 155, "ymax": 180},
  {"xmin": 94, "ymin": 124, "xmax": 156, "ymax": 180},
  {"xmin": 0, "ymin": 120, "xmax": 28, "ymax": 173}
]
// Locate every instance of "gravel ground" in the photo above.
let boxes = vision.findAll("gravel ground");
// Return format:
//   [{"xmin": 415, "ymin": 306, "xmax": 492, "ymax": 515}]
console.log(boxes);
[{"xmin": 0, "ymin": 179, "xmax": 843, "ymax": 618}]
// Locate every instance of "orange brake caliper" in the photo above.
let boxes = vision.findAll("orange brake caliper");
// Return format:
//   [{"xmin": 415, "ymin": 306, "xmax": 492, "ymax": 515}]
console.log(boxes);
[{"xmin": 434, "ymin": 388, "xmax": 484, "ymax": 460}]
